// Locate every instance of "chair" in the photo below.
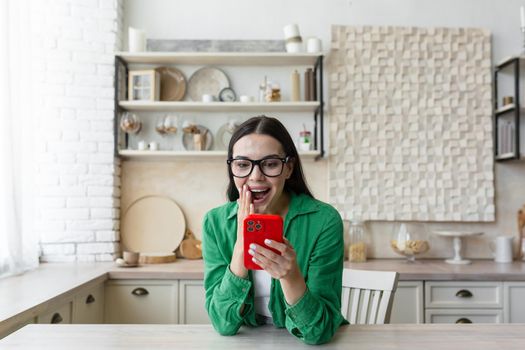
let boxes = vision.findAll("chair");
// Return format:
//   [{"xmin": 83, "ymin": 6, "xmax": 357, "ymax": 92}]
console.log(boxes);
[{"xmin": 341, "ymin": 268, "xmax": 399, "ymax": 324}]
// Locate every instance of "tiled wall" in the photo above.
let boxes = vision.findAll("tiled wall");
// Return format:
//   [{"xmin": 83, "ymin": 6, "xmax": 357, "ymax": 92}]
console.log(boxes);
[
  {"xmin": 328, "ymin": 25, "xmax": 495, "ymax": 222},
  {"xmin": 33, "ymin": 0, "xmax": 123, "ymax": 262}
]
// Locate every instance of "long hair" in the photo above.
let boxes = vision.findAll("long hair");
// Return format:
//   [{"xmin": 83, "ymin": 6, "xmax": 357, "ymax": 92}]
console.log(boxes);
[{"xmin": 226, "ymin": 116, "xmax": 313, "ymax": 201}]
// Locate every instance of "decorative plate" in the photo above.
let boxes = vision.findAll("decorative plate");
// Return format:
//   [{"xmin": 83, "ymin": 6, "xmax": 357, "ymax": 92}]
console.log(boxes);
[
  {"xmin": 121, "ymin": 195, "xmax": 186, "ymax": 254},
  {"xmin": 215, "ymin": 121, "xmax": 240, "ymax": 150},
  {"xmin": 187, "ymin": 67, "xmax": 230, "ymax": 101},
  {"xmin": 158, "ymin": 67, "xmax": 186, "ymax": 101},
  {"xmin": 182, "ymin": 125, "xmax": 214, "ymax": 151}
]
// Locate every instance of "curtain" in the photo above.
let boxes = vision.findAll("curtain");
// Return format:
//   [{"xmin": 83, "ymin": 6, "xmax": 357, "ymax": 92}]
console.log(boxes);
[{"xmin": 0, "ymin": 0, "xmax": 38, "ymax": 278}]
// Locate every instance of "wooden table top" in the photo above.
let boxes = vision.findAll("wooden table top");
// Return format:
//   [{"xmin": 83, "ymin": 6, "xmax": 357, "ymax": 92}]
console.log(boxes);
[{"xmin": 1, "ymin": 323, "xmax": 524, "ymax": 349}]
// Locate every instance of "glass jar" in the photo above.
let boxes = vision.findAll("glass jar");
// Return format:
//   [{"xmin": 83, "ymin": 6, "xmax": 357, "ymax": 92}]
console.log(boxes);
[
  {"xmin": 298, "ymin": 130, "xmax": 312, "ymax": 151},
  {"xmin": 390, "ymin": 222, "xmax": 430, "ymax": 262},
  {"xmin": 348, "ymin": 220, "xmax": 367, "ymax": 262}
]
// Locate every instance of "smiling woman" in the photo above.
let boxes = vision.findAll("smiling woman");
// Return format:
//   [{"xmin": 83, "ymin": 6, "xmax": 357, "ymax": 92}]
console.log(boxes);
[
  {"xmin": 0, "ymin": 0, "xmax": 38, "ymax": 278},
  {"xmin": 202, "ymin": 116, "xmax": 347, "ymax": 345}
]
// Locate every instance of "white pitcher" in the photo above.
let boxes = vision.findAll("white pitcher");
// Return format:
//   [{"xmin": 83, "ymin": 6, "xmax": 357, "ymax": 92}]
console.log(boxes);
[{"xmin": 490, "ymin": 236, "xmax": 514, "ymax": 263}]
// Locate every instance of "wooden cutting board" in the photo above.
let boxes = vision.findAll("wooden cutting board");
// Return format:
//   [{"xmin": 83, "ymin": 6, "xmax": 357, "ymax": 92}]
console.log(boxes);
[
  {"xmin": 121, "ymin": 195, "xmax": 186, "ymax": 260},
  {"xmin": 139, "ymin": 252, "xmax": 177, "ymax": 264}
]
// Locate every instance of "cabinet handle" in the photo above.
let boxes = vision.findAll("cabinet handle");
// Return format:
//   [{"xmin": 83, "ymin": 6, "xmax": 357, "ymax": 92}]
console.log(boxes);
[
  {"xmin": 85, "ymin": 294, "xmax": 95, "ymax": 304},
  {"xmin": 455, "ymin": 317, "xmax": 473, "ymax": 324},
  {"xmin": 455, "ymin": 289, "xmax": 473, "ymax": 298},
  {"xmin": 51, "ymin": 313, "xmax": 63, "ymax": 324},
  {"xmin": 131, "ymin": 287, "xmax": 149, "ymax": 296}
]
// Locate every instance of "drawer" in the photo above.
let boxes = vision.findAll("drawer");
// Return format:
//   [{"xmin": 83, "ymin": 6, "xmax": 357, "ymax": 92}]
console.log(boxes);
[
  {"xmin": 425, "ymin": 309, "xmax": 503, "ymax": 324},
  {"xmin": 72, "ymin": 283, "xmax": 105, "ymax": 324},
  {"xmin": 425, "ymin": 281, "xmax": 502, "ymax": 308},
  {"xmin": 37, "ymin": 302, "xmax": 72, "ymax": 324}
]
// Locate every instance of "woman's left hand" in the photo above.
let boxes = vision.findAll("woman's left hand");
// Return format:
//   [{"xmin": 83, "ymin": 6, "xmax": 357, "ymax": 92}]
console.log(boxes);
[{"xmin": 248, "ymin": 238, "xmax": 299, "ymax": 280}]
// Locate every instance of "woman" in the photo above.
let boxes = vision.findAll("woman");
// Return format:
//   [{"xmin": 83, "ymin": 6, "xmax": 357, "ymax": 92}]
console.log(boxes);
[{"xmin": 202, "ymin": 116, "xmax": 346, "ymax": 345}]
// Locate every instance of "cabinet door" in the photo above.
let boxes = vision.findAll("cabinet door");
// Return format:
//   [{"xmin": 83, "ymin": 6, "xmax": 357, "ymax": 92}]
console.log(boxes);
[
  {"xmin": 37, "ymin": 302, "xmax": 72, "ymax": 324},
  {"xmin": 390, "ymin": 281, "xmax": 424, "ymax": 324},
  {"xmin": 105, "ymin": 280, "xmax": 178, "ymax": 324},
  {"xmin": 504, "ymin": 282, "xmax": 525, "ymax": 323},
  {"xmin": 425, "ymin": 309, "xmax": 503, "ymax": 324},
  {"xmin": 179, "ymin": 279, "xmax": 209, "ymax": 324},
  {"xmin": 72, "ymin": 283, "xmax": 105, "ymax": 324},
  {"xmin": 0, "ymin": 317, "xmax": 35, "ymax": 339}
]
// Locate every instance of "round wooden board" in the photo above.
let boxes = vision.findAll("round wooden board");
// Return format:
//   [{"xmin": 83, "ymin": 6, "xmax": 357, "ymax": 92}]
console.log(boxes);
[{"xmin": 121, "ymin": 195, "xmax": 186, "ymax": 256}]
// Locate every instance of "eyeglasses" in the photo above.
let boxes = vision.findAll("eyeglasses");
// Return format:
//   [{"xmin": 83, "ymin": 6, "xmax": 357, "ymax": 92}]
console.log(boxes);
[{"xmin": 227, "ymin": 156, "xmax": 291, "ymax": 178}]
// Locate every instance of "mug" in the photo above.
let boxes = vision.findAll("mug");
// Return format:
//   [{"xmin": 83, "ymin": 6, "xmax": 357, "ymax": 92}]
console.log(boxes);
[
  {"xmin": 490, "ymin": 236, "xmax": 513, "ymax": 263},
  {"xmin": 137, "ymin": 140, "xmax": 146, "ymax": 151},
  {"xmin": 123, "ymin": 251, "xmax": 140, "ymax": 265},
  {"xmin": 149, "ymin": 141, "xmax": 158, "ymax": 151},
  {"xmin": 306, "ymin": 37, "xmax": 322, "ymax": 53}
]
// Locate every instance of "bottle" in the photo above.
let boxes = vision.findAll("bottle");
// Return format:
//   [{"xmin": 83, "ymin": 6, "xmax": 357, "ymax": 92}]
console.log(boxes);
[
  {"xmin": 304, "ymin": 68, "xmax": 311, "ymax": 101},
  {"xmin": 259, "ymin": 76, "xmax": 267, "ymax": 102},
  {"xmin": 291, "ymin": 69, "xmax": 300, "ymax": 101},
  {"xmin": 348, "ymin": 219, "xmax": 367, "ymax": 262}
]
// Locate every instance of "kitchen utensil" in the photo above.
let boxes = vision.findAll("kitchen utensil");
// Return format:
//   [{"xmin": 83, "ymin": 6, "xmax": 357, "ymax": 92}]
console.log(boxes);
[
  {"xmin": 182, "ymin": 125, "xmax": 213, "ymax": 151},
  {"xmin": 432, "ymin": 230, "xmax": 483, "ymax": 264},
  {"xmin": 187, "ymin": 67, "xmax": 230, "ymax": 101},
  {"xmin": 158, "ymin": 67, "xmax": 186, "ymax": 101},
  {"xmin": 177, "ymin": 229, "xmax": 202, "ymax": 260},
  {"xmin": 518, "ymin": 204, "xmax": 525, "ymax": 260},
  {"xmin": 139, "ymin": 252, "xmax": 177, "ymax": 264},
  {"xmin": 121, "ymin": 195, "xmax": 186, "ymax": 258},
  {"xmin": 490, "ymin": 236, "xmax": 514, "ymax": 263}
]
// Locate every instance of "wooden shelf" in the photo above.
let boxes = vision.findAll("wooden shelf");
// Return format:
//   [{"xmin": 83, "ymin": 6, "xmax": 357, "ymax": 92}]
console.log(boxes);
[
  {"xmin": 119, "ymin": 101, "xmax": 320, "ymax": 112},
  {"xmin": 119, "ymin": 150, "xmax": 322, "ymax": 161},
  {"xmin": 116, "ymin": 52, "xmax": 322, "ymax": 66}
]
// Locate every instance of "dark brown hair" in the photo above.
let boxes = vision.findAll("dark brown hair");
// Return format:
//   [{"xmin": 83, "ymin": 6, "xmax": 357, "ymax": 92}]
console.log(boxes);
[{"xmin": 226, "ymin": 115, "xmax": 313, "ymax": 201}]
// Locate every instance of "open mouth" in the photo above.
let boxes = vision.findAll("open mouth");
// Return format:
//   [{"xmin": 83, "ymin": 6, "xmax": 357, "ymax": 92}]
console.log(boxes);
[{"xmin": 250, "ymin": 188, "xmax": 271, "ymax": 203}]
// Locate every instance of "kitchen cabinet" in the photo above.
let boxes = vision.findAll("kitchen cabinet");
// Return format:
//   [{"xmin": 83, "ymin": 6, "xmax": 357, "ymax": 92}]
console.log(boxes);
[
  {"xmin": 37, "ymin": 301, "xmax": 72, "ymax": 324},
  {"xmin": 503, "ymin": 281, "xmax": 525, "ymax": 323},
  {"xmin": 390, "ymin": 281, "xmax": 424, "ymax": 324},
  {"xmin": 114, "ymin": 52, "xmax": 324, "ymax": 161},
  {"xmin": 72, "ymin": 283, "xmax": 105, "ymax": 324},
  {"xmin": 178, "ymin": 279, "xmax": 209, "ymax": 324},
  {"xmin": 105, "ymin": 280, "xmax": 179, "ymax": 324}
]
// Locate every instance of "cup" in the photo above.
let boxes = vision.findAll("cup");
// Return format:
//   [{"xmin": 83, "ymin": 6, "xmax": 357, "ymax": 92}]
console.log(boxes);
[
  {"xmin": 137, "ymin": 140, "xmax": 146, "ymax": 151},
  {"xmin": 149, "ymin": 141, "xmax": 158, "ymax": 151},
  {"xmin": 490, "ymin": 236, "xmax": 514, "ymax": 263},
  {"xmin": 123, "ymin": 251, "xmax": 140, "ymax": 265},
  {"xmin": 283, "ymin": 24, "xmax": 301, "ymax": 39},
  {"xmin": 239, "ymin": 95, "xmax": 254, "ymax": 103},
  {"xmin": 202, "ymin": 94, "xmax": 214, "ymax": 103},
  {"xmin": 306, "ymin": 37, "xmax": 322, "ymax": 53},
  {"xmin": 128, "ymin": 27, "xmax": 146, "ymax": 52}
]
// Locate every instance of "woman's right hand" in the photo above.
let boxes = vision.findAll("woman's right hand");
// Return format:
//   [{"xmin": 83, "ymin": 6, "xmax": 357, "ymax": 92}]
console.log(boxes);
[{"xmin": 230, "ymin": 185, "xmax": 254, "ymax": 278}]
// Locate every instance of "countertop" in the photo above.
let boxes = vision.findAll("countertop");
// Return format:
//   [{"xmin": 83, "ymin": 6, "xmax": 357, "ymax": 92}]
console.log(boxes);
[
  {"xmin": 1, "ymin": 258, "xmax": 525, "ymax": 329},
  {"xmin": 2, "ymin": 323, "xmax": 525, "ymax": 349}
]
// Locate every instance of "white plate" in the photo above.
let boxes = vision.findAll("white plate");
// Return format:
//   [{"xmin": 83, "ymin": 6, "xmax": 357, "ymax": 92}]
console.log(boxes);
[
  {"xmin": 121, "ymin": 195, "xmax": 186, "ymax": 254},
  {"xmin": 187, "ymin": 67, "xmax": 230, "ymax": 101},
  {"xmin": 215, "ymin": 122, "xmax": 239, "ymax": 150},
  {"xmin": 182, "ymin": 125, "xmax": 214, "ymax": 151}
]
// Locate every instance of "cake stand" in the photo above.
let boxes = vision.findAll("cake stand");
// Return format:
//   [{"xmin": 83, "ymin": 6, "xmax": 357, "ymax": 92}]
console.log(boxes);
[{"xmin": 432, "ymin": 230, "xmax": 484, "ymax": 264}]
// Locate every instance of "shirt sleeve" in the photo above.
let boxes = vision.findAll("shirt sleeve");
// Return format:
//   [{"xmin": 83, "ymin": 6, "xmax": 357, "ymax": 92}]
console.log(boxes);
[
  {"xmin": 283, "ymin": 209, "xmax": 347, "ymax": 344},
  {"xmin": 202, "ymin": 211, "xmax": 255, "ymax": 335}
]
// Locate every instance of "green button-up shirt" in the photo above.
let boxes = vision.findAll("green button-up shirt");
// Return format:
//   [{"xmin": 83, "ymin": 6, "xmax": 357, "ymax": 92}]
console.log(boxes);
[{"xmin": 202, "ymin": 192, "xmax": 347, "ymax": 345}]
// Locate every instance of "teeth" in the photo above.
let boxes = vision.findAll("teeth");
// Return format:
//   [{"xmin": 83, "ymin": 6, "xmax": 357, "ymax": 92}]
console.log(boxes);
[{"xmin": 251, "ymin": 189, "xmax": 267, "ymax": 193}]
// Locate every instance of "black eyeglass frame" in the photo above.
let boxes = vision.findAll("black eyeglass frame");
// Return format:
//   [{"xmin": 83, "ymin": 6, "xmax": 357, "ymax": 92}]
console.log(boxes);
[{"xmin": 226, "ymin": 156, "xmax": 291, "ymax": 178}]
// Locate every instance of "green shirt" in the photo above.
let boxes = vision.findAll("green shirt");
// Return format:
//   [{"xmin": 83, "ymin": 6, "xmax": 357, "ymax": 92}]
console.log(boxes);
[{"xmin": 202, "ymin": 192, "xmax": 347, "ymax": 345}]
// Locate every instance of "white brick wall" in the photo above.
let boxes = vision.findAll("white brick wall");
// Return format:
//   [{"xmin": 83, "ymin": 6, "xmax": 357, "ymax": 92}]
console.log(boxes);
[{"xmin": 33, "ymin": 0, "xmax": 123, "ymax": 262}]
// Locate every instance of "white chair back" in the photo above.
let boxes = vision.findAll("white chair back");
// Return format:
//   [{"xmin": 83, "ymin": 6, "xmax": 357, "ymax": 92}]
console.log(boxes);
[{"xmin": 341, "ymin": 268, "xmax": 399, "ymax": 324}]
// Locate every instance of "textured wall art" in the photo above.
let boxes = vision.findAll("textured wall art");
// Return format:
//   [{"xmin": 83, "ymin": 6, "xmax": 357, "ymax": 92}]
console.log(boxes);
[{"xmin": 328, "ymin": 25, "xmax": 495, "ymax": 221}]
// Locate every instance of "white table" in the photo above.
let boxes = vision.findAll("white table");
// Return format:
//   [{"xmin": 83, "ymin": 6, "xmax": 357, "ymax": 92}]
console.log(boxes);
[{"xmin": 1, "ymin": 323, "xmax": 524, "ymax": 349}]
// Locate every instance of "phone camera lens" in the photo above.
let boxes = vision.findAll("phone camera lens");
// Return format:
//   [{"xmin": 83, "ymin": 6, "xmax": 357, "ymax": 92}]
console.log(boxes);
[
  {"xmin": 247, "ymin": 220, "xmax": 254, "ymax": 225},
  {"xmin": 255, "ymin": 224, "xmax": 262, "ymax": 230},
  {"xmin": 247, "ymin": 227, "xmax": 254, "ymax": 232}
]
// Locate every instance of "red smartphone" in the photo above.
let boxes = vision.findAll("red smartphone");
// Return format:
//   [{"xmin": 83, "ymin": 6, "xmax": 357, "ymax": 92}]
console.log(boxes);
[{"xmin": 243, "ymin": 214, "xmax": 284, "ymax": 270}]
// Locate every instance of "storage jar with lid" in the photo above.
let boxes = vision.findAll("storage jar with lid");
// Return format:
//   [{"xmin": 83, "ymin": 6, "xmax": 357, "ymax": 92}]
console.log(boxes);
[{"xmin": 348, "ymin": 219, "xmax": 367, "ymax": 262}]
